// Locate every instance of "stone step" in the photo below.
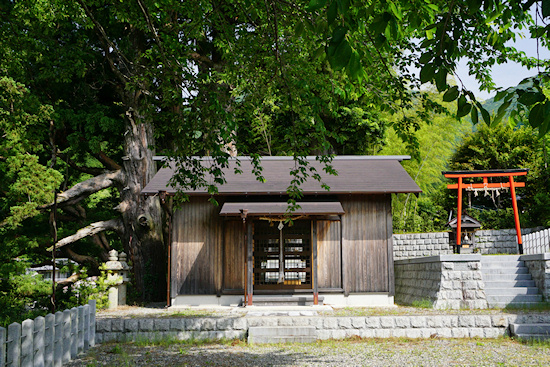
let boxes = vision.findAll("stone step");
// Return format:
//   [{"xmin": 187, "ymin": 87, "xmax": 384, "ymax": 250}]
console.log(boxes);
[
  {"xmin": 483, "ymin": 273, "xmax": 533, "ymax": 281},
  {"xmin": 489, "ymin": 302, "xmax": 543, "ymax": 308},
  {"xmin": 481, "ymin": 256, "xmax": 544, "ymax": 308},
  {"xmin": 248, "ymin": 326, "xmax": 316, "ymax": 343},
  {"xmin": 482, "ymin": 267, "xmax": 529, "ymax": 274},
  {"xmin": 510, "ymin": 323, "xmax": 550, "ymax": 335},
  {"xmin": 484, "ymin": 287, "xmax": 540, "ymax": 296},
  {"xmin": 510, "ymin": 323, "xmax": 550, "ymax": 340},
  {"xmin": 513, "ymin": 334, "xmax": 550, "ymax": 341},
  {"xmin": 481, "ymin": 261, "xmax": 525, "ymax": 268},
  {"xmin": 481, "ymin": 255, "xmax": 521, "ymax": 261},
  {"xmin": 483, "ymin": 280, "xmax": 536, "ymax": 288},
  {"xmin": 486, "ymin": 294, "xmax": 544, "ymax": 306},
  {"xmin": 242, "ymin": 295, "xmax": 324, "ymax": 306}
]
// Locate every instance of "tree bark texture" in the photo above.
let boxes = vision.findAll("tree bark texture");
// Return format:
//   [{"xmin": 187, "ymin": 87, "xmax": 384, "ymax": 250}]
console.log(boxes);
[
  {"xmin": 119, "ymin": 95, "xmax": 166, "ymax": 301},
  {"xmin": 48, "ymin": 100, "xmax": 167, "ymax": 300}
]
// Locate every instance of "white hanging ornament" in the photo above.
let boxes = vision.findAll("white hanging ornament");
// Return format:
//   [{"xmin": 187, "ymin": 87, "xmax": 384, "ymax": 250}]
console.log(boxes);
[{"xmin": 278, "ymin": 221, "xmax": 284, "ymax": 231}]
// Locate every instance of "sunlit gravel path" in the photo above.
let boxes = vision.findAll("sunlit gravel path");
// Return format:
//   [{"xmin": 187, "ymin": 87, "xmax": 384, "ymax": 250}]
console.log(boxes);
[{"xmin": 66, "ymin": 337, "xmax": 549, "ymax": 367}]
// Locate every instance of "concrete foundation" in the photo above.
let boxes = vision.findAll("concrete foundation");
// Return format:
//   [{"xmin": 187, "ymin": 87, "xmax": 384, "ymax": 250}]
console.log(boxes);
[{"xmin": 171, "ymin": 293, "xmax": 394, "ymax": 307}]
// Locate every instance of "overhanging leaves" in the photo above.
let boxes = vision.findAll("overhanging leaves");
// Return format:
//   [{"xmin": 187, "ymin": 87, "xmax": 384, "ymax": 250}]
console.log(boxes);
[
  {"xmin": 457, "ymin": 95, "xmax": 471, "ymax": 118},
  {"xmin": 443, "ymin": 86, "xmax": 460, "ymax": 102},
  {"xmin": 308, "ymin": 0, "xmax": 327, "ymax": 12},
  {"xmin": 518, "ymin": 91, "xmax": 545, "ymax": 106}
]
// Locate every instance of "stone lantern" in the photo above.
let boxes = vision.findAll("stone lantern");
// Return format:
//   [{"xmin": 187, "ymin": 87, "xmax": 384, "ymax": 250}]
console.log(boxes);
[{"xmin": 104, "ymin": 249, "xmax": 131, "ymax": 309}]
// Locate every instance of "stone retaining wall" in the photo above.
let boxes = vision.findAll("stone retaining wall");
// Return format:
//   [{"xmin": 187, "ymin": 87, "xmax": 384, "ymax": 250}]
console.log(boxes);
[
  {"xmin": 393, "ymin": 232, "xmax": 451, "ymax": 260},
  {"xmin": 95, "ymin": 313, "xmax": 550, "ymax": 342},
  {"xmin": 393, "ymin": 228, "xmax": 542, "ymax": 260},
  {"xmin": 394, "ymin": 255, "xmax": 488, "ymax": 309},
  {"xmin": 474, "ymin": 228, "xmax": 541, "ymax": 255},
  {"xmin": 522, "ymin": 253, "xmax": 550, "ymax": 302}
]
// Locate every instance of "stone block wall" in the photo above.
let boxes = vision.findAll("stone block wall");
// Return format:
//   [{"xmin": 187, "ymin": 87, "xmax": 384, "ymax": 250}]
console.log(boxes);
[
  {"xmin": 96, "ymin": 317, "xmax": 247, "ymax": 343},
  {"xmin": 95, "ymin": 313, "xmax": 550, "ymax": 342},
  {"xmin": 521, "ymin": 253, "xmax": 550, "ymax": 302},
  {"xmin": 393, "ymin": 228, "xmax": 542, "ymax": 260},
  {"xmin": 393, "ymin": 232, "xmax": 452, "ymax": 260},
  {"xmin": 474, "ymin": 228, "xmax": 542, "ymax": 255},
  {"xmin": 394, "ymin": 255, "xmax": 488, "ymax": 309}
]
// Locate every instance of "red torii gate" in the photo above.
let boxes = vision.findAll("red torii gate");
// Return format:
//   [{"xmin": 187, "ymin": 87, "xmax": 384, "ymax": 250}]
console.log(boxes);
[{"xmin": 442, "ymin": 169, "xmax": 528, "ymax": 254}]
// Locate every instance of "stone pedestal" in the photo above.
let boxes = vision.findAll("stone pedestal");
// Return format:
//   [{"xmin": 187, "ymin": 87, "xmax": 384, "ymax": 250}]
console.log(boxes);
[{"xmin": 104, "ymin": 250, "xmax": 131, "ymax": 309}]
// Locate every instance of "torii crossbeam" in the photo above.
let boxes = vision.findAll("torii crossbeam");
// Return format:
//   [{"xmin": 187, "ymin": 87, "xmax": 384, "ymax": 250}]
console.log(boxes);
[{"xmin": 442, "ymin": 169, "xmax": 528, "ymax": 254}]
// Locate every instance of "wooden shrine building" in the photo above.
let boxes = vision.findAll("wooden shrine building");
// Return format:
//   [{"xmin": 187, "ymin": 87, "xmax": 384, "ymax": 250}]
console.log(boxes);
[{"xmin": 142, "ymin": 156, "xmax": 421, "ymax": 306}]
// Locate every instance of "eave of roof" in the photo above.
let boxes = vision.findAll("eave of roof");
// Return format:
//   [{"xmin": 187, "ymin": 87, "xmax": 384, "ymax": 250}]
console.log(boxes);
[
  {"xmin": 219, "ymin": 202, "xmax": 345, "ymax": 216},
  {"xmin": 142, "ymin": 156, "xmax": 422, "ymax": 196},
  {"xmin": 447, "ymin": 214, "xmax": 482, "ymax": 229}
]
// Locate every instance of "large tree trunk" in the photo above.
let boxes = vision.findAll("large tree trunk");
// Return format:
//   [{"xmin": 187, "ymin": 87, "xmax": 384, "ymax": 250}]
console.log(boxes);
[{"xmin": 119, "ymin": 93, "xmax": 166, "ymax": 301}]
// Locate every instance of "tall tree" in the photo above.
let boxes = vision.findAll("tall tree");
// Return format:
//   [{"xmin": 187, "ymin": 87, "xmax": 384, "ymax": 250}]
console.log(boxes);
[
  {"xmin": 0, "ymin": 0, "xmax": 406, "ymax": 300},
  {"xmin": 3, "ymin": 0, "xmax": 550, "ymax": 301}
]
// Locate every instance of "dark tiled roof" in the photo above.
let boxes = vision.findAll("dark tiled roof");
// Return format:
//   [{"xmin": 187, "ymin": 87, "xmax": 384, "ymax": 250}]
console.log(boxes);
[
  {"xmin": 142, "ymin": 156, "xmax": 422, "ymax": 196},
  {"xmin": 447, "ymin": 214, "xmax": 482, "ymax": 229},
  {"xmin": 219, "ymin": 202, "xmax": 345, "ymax": 216}
]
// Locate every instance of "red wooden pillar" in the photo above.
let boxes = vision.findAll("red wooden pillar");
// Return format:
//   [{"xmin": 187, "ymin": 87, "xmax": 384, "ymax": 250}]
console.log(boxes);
[
  {"xmin": 456, "ymin": 177, "xmax": 463, "ymax": 246},
  {"xmin": 509, "ymin": 176, "xmax": 523, "ymax": 254}
]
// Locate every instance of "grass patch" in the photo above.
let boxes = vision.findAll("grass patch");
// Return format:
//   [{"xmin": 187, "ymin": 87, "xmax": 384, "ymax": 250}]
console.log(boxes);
[
  {"xmin": 325, "ymin": 303, "xmax": 550, "ymax": 317},
  {"xmin": 108, "ymin": 345, "xmax": 124, "ymax": 354},
  {"xmin": 513, "ymin": 336, "xmax": 550, "ymax": 347},
  {"xmin": 158, "ymin": 309, "xmax": 228, "ymax": 318},
  {"xmin": 501, "ymin": 302, "xmax": 550, "ymax": 312},
  {"xmin": 324, "ymin": 306, "xmax": 503, "ymax": 317},
  {"xmin": 106, "ymin": 344, "xmax": 132, "ymax": 366},
  {"xmin": 324, "ymin": 307, "xmax": 408, "ymax": 317},
  {"xmin": 132, "ymin": 334, "xmax": 245, "ymax": 348},
  {"xmin": 411, "ymin": 299, "xmax": 434, "ymax": 308}
]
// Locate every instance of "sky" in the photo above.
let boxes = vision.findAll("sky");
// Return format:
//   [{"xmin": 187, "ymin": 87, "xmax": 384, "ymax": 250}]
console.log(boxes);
[{"xmin": 455, "ymin": 29, "xmax": 550, "ymax": 100}]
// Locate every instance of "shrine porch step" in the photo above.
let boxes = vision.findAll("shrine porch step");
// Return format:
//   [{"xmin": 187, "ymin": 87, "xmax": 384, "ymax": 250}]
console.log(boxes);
[
  {"xmin": 510, "ymin": 323, "xmax": 550, "ymax": 341},
  {"xmin": 241, "ymin": 295, "xmax": 324, "ymax": 306},
  {"xmin": 248, "ymin": 326, "xmax": 317, "ymax": 343}
]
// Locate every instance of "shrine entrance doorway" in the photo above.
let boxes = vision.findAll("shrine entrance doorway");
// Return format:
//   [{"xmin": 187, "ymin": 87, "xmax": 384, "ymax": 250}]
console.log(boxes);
[{"xmin": 253, "ymin": 219, "xmax": 313, "ymax": 291}]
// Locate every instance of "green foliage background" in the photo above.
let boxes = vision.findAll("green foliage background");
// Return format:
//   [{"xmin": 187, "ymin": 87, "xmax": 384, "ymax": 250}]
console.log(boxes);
[{"xmin": 2, "ymin": 0, "xmax": 550, "ymax": 324}]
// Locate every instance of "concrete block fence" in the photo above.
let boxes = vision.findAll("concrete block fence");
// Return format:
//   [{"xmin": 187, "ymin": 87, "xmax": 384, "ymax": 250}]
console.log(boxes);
[
  {"xmin": 0, "ymin": 300, "xmax": 96, "ymax": 367},
  {"xmin": 95, "ymin": 313, "xmax": 550, "ymax": 342},
  {"xmin": 393, "ymin": 228, "xmax": 544, "ymax": 260},
  {"xmin": 394, "ymin": 255, "xmax": 488, "ymax": 309}
]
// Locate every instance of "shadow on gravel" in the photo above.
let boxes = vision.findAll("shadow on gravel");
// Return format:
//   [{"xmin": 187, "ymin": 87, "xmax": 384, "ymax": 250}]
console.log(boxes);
[{"xmin": 70, "ymin": 343, "xmax": 327, "ymax": 367}]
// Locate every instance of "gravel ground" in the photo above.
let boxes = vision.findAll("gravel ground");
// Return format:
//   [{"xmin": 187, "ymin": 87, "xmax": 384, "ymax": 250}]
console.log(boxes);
[
  {"xmin": 66, "ymin": 338, "xmax": 550, "ymax": 366},
  {"xmin": 87, "ymin": 305, "xmax": 550, "ymax": 366}
]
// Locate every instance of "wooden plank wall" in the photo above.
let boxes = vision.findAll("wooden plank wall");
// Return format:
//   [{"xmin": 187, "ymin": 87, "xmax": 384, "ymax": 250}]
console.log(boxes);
[
  {"xmin": 170, "ymin": 194, "xmax": 394, "ymax": 296},
  {"xmin": 171, "ymin": 197, "xmax": 223, "ymax": 296},
  {"xmin": 316, "ymin": 220, "xmax": 342, "ymax": 289},
  {"xmin": 223, "ymin": 221, "xmax": 245, "ymax": 291},
  {"xmin": 340, "ymin": 194, "xmax": 392, "ymax": 293}
]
